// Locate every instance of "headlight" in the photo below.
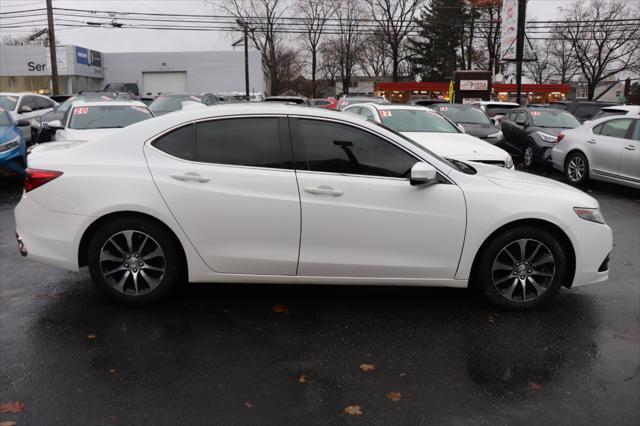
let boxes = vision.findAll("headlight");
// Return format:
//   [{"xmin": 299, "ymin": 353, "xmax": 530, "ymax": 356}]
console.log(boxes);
[
  {"xmin": 574, "ymin": 207, "xmax": 605, "ymax": 224},
  {"xmin": 505, "ymin": 155, "xmax": 514, "ymax": 169},
  {"xmin": 0, "ymin": 136, "xmax": 20, "ymax": 153},
  {"xmin": 536, "ymin": 131, "xmax": 557, "ymax": 143},
  {"xmin": 488, "ymin": 131, "xmax": 503, "ymax": 138}
]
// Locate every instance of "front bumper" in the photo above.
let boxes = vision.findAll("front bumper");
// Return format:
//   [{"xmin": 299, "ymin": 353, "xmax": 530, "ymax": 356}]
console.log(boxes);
[{"xmin": 567, "ymin": 218, "xmax": 613, "ymax": 287}]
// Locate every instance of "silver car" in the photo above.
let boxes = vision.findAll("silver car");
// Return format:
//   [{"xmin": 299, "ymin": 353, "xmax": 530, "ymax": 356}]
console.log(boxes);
[{"xmin": 551, "ymin": 116, "xmax": 640, "ymax": 188}]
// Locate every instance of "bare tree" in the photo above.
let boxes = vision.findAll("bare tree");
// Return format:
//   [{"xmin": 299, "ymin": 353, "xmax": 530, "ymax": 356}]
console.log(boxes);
[
  {"xmin": 1, "ymin": 28, "xmax": 50, "ymax": 46},
  {"xmin": 220, "ymin": 0, "xmax": 286, "ymax": 95},
  {"xmin": 295, "ymin": 0, "xmax": 336, "ymax": 98},
  {"xmin": 273, "ymin": 46, "xmax": 305, "ymax": 94},
  {"xmin": 358, "ymin": 30, "xmax": 391, "ymax": 77},
  {"xmin": 547, "ymin": 35, "xmax": 579, "ymax": 83},
  {"xmin": 327, "ymin": 0, "xmax": 364, "ymax": 95},
  {"xmin": 318, "ymin": 41, "xmax": 341, "ymax": 84},
  {"xmin": 363, "ymin": 0, "xmax": 419, "ymax": 81},
  {"xmin": 524, "ymin": 41, "xmax": 554, "ymax": 84},
  {"xmin": 559, "ymin": 0, "xmax": 640, "ymax": 99},
  {"xmin": 472, "ymin": 0, "xmax": 501, "ymax": 75}
]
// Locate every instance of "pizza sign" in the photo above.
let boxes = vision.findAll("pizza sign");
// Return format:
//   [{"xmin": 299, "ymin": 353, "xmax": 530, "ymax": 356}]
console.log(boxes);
[{"xmin": 459, "ymin": 80, "xmax": 488, "ymax": 91}]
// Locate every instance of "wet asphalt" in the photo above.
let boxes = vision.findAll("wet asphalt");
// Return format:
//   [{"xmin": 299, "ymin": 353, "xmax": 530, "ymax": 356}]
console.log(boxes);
[{"xmin": 0, "ymin": 170, "xmax": 638, "ymax": 426}]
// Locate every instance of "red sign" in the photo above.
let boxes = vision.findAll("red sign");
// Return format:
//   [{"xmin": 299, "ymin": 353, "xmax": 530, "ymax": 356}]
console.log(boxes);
[{"xmin": 73, "ymin": 107, "xmax": 89, "ymax": 115}]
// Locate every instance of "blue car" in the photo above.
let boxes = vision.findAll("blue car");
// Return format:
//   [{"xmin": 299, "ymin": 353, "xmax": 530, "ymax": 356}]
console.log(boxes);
[{"xmin": 0, "ymin": 106, "xmax": 27, "ymax": 177}]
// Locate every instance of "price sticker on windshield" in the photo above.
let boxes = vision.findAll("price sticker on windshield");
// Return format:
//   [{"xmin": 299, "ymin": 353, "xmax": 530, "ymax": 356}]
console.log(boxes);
[
  {"xmin": 439, "ymin": 106, "xmax": 448, "ymax": 111},
  {"xmin": 130, "ymin": 106, "xmax": 147, "ymax": 113},
  {"xmin": 73, "ymin": 107, "xmax": 89, "ymax": 115},
  {"xmin": 379, "ymin": 110, "xmax": 392, "ymax": 117},
  {"xmin": 531, "ymin": 111, "xmax": 541, "ymax": 116}
]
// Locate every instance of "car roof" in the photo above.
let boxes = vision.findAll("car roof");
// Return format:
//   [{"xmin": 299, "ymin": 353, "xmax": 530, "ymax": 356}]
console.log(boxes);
[
  {"xmin": 600, "ymin": 105, "xmax": 640, "ymax": 113},
  {"xmin": 71, "ymin": 100, "xmax": 148, "ymax": 107},
  {"xmin": 0, "ymin": 92, "xmax": 45, "ymax": 97},
  {"xmin": 432, "ymin": 103, "xmax": 480, "ymax": 109},
  {"xmin": 352, "ymin": 103, "xmax": 433, "ymax": 111},
  {"xmin": 479, "ymin": 101, "xmax": 520, "ymax": 106}
]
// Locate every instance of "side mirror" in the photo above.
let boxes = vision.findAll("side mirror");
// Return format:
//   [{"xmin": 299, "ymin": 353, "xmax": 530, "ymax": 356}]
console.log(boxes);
[
  {"xmin": 44, "ymin": 120, "xmax": 64, "ymax": 130},
  {"xmin": 19, "ymin": 105, "xmax": 32, "ymax": 114},
  {"xmin": 410, "ymin": 162, "xmax": 438, "ymax": 186},
  {"xmin": 16, "ymin": 119, "xmax": 31, "ymax": 126}
]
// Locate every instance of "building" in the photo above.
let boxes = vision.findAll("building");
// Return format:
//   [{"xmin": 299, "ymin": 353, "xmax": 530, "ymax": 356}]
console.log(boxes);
[
  {"xmin": 335, "ymin": 76, "xmax": 392, "ymax": 97},
  {"xmin": 0, "ymin": 44, "xmax": 264, "ymax": 96}
]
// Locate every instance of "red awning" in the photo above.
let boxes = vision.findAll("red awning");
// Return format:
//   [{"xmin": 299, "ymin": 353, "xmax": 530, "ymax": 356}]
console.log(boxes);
[
  {"xmin": 375, "ymin": 82, "xmax": 450, "ymax": 92},
  {"xmin": 492, "ymin": 83, "xmax": 570, "ymax": 94}
]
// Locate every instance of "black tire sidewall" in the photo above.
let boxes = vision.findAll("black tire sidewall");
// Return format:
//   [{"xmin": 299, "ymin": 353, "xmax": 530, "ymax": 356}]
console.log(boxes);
[
  {"xmin": 523, "ymin": 142, "xmax": 535, "ymax": 168},
  {"xmin": 87, "ymin": 217, "xmax": 182, "ymax": 304},
  {"xmin": 565, "ymin": 152, "xmax": 588, "ymax": 185},
  {"xmin": 476, "ymin": 226, "xmax": 569, "ymax": 310}
]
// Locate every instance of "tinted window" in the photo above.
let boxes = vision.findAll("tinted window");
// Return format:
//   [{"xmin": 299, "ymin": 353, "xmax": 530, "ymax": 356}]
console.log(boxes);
[
  {"xmin": 20, "ymin": 96, "xmax": 38, "ymax": 110},
  {"xmin": 632, "ymin": 121, "xmax": 640, "ymax": 141},
  {"xmin": 196, "ymin": 118, "xmax": 282, "ymax": 168},
  {"xmin": 298, "ymin": 119, "xmax": 417, "ymax": 178},
  {"xmin": 153, "ymin": 124, "xmax": 195, "ymax": 161},
  {"xmin": 573, "ymin": 105, "xmax": 602, "ymax": 120},
  {"xmin": 380, "ymin": 109, "xmax": 459, "ymax": 133},
  {"xmin": 599, "ymin": 119, "xmax": 633, "ymax": 139},
  {"xmin": 530, "ymin": 110, "xmax": 580, "ymax": 128},
  {"xmin": 591, "ymin": 110, "xmax": 626, "ymax": 120},
  {"xmin": 34, "ymin": 96, "xmax": 54, "ymax": 110},
  {"xmin": 485, "ymin": 104, "xmax": 519, "ymax": 116}
]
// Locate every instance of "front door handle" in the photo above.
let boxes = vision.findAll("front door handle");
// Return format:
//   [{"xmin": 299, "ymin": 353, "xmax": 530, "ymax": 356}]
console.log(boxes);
[
  {"xmin": 170, "ymin": 172, "xmax": 210, "ymax": 183},
  {"xmin": 587, "ymin": 139, "xmax": 597, "ymax": 144},
  {"xmin": 624, "ymin": 145, "xmax": 636, "ymax": 151},
  {"xmin": 303, "ymin": 185, "xmax": 344, "ymax": 196}
]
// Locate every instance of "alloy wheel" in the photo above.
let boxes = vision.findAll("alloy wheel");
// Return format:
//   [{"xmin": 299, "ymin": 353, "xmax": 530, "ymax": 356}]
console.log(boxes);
[
  {"xmin": 491, "ymin": 238, "xmax": 555, "ymax": 302},
  {"xmin": 567, "ymin": 156, "xmax": 585, "ymax": 182},
  {"xmin": 524, "ymin": 146, "xmax": 533, "ymax": 167},
  {"xmin": 99, "ymin": 230, "xmax": 166, "ymax": 295}
]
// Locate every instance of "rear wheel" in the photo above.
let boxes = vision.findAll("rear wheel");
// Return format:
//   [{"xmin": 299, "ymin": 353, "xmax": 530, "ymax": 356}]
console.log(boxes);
[
  {"xmin": 565, "ymin": 151, "xmax": 588, "ymax": 185},
  {"xmin": 87, "ymin": 217, "xmax": 182, "ymax": 303},
  {"xmin": 476, "ymin": 226, "xmax": 569, "ymax": 310},
  {"xmin": 523, "ymin": 142, "xmax": 535, "ymax": 168}
]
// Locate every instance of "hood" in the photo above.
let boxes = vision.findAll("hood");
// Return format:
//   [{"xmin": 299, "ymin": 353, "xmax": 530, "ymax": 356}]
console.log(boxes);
[
  {"xmin": 0, "ymin": 125, "xmax": 21, "ymax": 143},
  {"xmin": 402, "ymin": 132, "xmax": 509, "ymax": 161},
  {"xmin": 458, "ymin": 123, "xmax": 500, "ymax": 138},
  {"xmin": 58, "ymin": 128, "xmax": 120, "ymax": 142}
]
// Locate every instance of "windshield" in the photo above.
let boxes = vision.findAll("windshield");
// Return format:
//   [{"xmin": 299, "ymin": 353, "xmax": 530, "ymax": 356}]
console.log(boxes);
[
  {"xmin": 379, "ymin": 109, "xmax": 459, "ymax": 133},
  {"xmin": 0, "ymin": 95, "xmax": 19, "ymax": 111},
  {"xmin": 435, "ymin": 106, "xmax": 492, "ymax": 125},
  {"xmin": 338, "ymin": 98, "xmax": 389, "ymax": 110},
  {"xmin": 150, "ymin": 95, "xmax": 203, "ymax": 113},
  {"xmin": 530, "ymin": 110, "xmax": 581, "ymax": 128},
  {"xmin": 69, "ymin": 105, "xmax": 153, "ymax": 129},
  {"xmin": 485, "ymin": 104, "xmax": 519, "ymax": 116},
  {"xmin": 0, "ymin": 108, "xmax": 11, "ymax": 126}
]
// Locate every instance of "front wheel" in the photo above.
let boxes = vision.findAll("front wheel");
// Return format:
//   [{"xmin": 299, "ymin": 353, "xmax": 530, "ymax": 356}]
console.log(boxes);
[
  {"xmin": 565, "ymin": 151, "xmax": 589, "ymax": 185},
  {"xmin": 475, "ymin": 226, "xmax": 570, "ymax": 310},
  {"xmin": 87, "ymin": 217, "xmax": 183, "ymax": 303},
  {"xmin": 523, "ymin": 142, "xmax": 535, "ymax": 168}
]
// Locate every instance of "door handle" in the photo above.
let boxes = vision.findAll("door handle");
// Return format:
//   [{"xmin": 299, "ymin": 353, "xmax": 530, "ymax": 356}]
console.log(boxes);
[
  {"xmin": 303, "ymin": 185, "xmax": 343, "ymax": 196},
  {"xmin": 587, "ymin": 139, "xmax": 597, "ymax": 144},
  {"xmin": 170, "ymin": 172, "xmax": 210, "ymax": 183},
  {"xmin": 624, "ymin": 145, "xmax": 636, "ymax": 151}
]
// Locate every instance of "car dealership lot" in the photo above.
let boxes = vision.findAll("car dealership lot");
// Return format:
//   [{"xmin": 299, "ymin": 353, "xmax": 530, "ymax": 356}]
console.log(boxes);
[{"xmin": 0, "ymin": 170, "xmax": 638, "ymax": 425}]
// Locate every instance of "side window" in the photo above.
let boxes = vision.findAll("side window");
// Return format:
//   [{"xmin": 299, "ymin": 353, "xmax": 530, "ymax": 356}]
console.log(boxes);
[
  {"xmin": 632, "ymin": 121, "xmax": 640, "ymax": 141},
  {"xmin": 600, "ymin": 119, "xmax": 633, "ymax": 139},
  {"xmin": 345, "ymin": 106, "xmax": 362, "ymax": 116},
  {"xmin": 196, "ymin": 117, "xmax": 283, "ymax": 168},
  {"xmin": 152, "ymin": 124, "xmax": 195, "ymax": 161},
  {"xmin": 19, "ymin": 96, "xmax": 38, "ymax": 111},
  {"xmin": 34, "ymin": 96, "xmax": 54, "ymax": 110},
  {"xmin": 297, "ymin": 119, "xmax": 418, "ymax": 178},
  {"xmin": 507, "ymin": 110, "xmax": 519, "ymax": 121},
  {"xmin": 592, "ymin": 123, "xmax": 603, "ymax": 135},
  {"xmin": 361, "ymin": 108, "xmax": 375, "ymax": 121}
]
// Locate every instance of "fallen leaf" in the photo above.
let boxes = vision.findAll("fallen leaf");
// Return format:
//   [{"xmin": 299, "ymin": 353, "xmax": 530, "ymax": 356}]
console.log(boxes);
[
  {"xmin": 109, "ymin": 369, "xmax": 116, "ymax": 373},
  {"xmin": 386, "ymin": 392, "xmax": 402, "ymax": 402},
  {"xmin": 0, "ymin": 401, "xmax": 25, "ymax": 413},
  {"xmin": 87, "ymin": 334, "xmax": 96, "ymax": 340},
  {"xmin": 298, "ymin": 374, "xmax": 306, "ymax": 383},
  {"xmin": 399, "ymin": 373, "xmax": 407, "ymax": 377},
  {"xmin": 529, "ymin": 382, "xmax": 542, "ymax": 391},
  {"xmin": 359, "ymin": 363, "xmax": 375, "ymax": 372},
  {"xmin": 272, "ymin": 304, "xmax": 289, "ymax": 314},
  {"xmin": 344, "ymin": 405, "xmax": 363, "ymax": 416},
  {"xmin": 244, "ymin": 402, "xmax": 253, "ymax": 408},
  {"xmin": 0, "ymin": 421, "xmax": 17, "ymax": 426}
]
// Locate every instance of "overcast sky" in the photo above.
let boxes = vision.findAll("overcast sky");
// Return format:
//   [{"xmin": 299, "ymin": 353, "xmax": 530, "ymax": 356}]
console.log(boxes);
[{"xmin": 0, "ymin": 0, "xmax": 574, "ymax": 53}]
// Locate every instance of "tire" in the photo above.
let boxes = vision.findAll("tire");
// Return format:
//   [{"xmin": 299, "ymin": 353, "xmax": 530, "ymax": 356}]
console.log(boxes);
[
  {"xmin": 522, "ymin": 142, "xmax": 535, "ymax": 168},
  {"xmin": 87, "ymin": 216, "xmax": 183, "ymax": 304},
  {"xmin": 475, "ymin": 226, "xmax": 570, "ymax": 310},
  {"xmin": 565, "ymin": 151, "xmax": 589, "ymax": 185}
]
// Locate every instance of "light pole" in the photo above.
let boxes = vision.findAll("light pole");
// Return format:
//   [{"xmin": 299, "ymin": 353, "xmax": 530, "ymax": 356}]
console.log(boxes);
[
  {"xmin": 45, "ymin": 0, "xmax": 59, "ymax": 95},
  {"xmin": 236, "ymin": 19, "xmax": 250, "ymax": 101}
]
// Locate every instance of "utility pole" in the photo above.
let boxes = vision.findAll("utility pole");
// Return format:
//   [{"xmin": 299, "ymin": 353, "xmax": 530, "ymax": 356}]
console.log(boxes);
[
  {"xmin": 236, "ymin": 19, "xmax": 250, "ymax": 100},
  {"xmin": 45, "ymin": 0, "xmax": 59, "ymax": 95},
  {"xmin": 515, "ymin": 0, "xmax": 527, "ymax": 105}
]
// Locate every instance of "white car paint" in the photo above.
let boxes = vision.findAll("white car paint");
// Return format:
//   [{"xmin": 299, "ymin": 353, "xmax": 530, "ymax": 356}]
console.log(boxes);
[
  {"xmin": 15, "ymin": 104, "xmax": 611, "ymax": 300},
  {"xmin": 345, "ymin": 103, "xmax": 514, "ymax": 169},
  {"xmin": 0, "ymin": 92, "xmax": 57, "ymax": 142}
]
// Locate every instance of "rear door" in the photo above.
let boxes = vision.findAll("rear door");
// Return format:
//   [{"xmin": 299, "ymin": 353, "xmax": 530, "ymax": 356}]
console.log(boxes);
[
  {"xmin": 589, "ymin": 118, "xmax": 632, "ymax": 178},
  {"xmin": 144, "ymin": 116, "xmax": 301, "ymax": 275},
  {"xmin": 618, "ymin": 118, "xmax": 640, "ymax": 184}
]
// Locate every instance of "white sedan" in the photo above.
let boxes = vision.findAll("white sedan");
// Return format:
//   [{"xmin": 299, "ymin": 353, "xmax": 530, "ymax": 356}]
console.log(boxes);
[
  {"xmin": 16, "ymin": 104, "xmax": 612, "ymax": 310},
  {"xmin": 45, "ymin": 100, "xmax": 153, "ymax": 142},
  {"xmin": 0, "ymin": 92, "xmax": 57, "ymax": 143},
  {"xmin": 344, "ymin": 103, "xmax": 514, "ymax": 169}
]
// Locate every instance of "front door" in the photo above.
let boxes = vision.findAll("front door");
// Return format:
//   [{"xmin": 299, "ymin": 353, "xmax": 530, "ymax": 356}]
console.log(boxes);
[
  {"xmin": 291, "ymin": 117, "xmax": 466, "ymax": 279},
  {"xmin": 144, "ymin": 116, "xmax": 301, "ymax": 275}
]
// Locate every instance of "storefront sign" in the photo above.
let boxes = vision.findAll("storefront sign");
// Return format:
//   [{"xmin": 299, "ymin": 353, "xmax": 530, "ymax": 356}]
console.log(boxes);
[
  {"xmin": 75, "ymin": 47, "xmax": 90, "ymax": 65},
  {"xmin": 460, "ymin": 80, "xmax": 488, "ymax": 91},
  {"xmin": 89, "ymin": 50, "xmax": 102, "ymax": 67}
]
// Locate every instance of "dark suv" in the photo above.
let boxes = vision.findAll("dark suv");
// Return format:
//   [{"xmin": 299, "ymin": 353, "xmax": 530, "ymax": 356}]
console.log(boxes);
[
  {"xmin": 549, "ymin": 100, "xmax": 619, "ymax": 123},
  {"xmin": 500, "ymin": 108, "xmax": 582, "ymax": 168}
]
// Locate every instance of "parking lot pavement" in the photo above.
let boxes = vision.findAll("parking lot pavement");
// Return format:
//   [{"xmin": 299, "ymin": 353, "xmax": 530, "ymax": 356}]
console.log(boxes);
[{"xmin": 0, "ymin": 171, "xmax": 638, "ymax": 426}]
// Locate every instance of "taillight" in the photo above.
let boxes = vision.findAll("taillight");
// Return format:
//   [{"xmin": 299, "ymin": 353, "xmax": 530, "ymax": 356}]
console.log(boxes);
[
  {"xmin": 24, "ymin": 168, "xmax": 63, "ymax": 192},
  {"xmin": 556, "ymin": 133, "xmax": 565, "ymax": 143}
]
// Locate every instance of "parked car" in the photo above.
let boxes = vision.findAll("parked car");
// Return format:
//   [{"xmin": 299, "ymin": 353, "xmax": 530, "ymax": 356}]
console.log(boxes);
[
  {"xmin": 549, "ymin": 100, "xmax": 620, "ymax": 123},
  {"xmin": 0, "ymin": 105, "xmax": 27, "ymax": 176},
  {"xmin": 588, "ymin": 105, "xmax": 640, "ymax": 121},
  {"xmin": 430, "ymin": 104, "xmax": 504, "ymax": 145},
  {"xmin": 149, "ymin": 93, "xmax": 218, "ymax": 116},
  {"xmin": 263, "ymin": 96, "xmax": 311, "ymax": 106},
  {"xmin": 0, "ymin": 92, "xmax": 57, "ymax": 143},
  {"xmin": 337, "ymin": 95, "xmax": 389, "ymax": 111},
  {"xmin": 104, "ymin": 83, "xmax": 140, "ymax": 97},
  {"xmin": 43, "ymin": 100, "xmax": 153, "ymax": 142},
  {"xmin": 408, "ymin": 98, "xmax": 450, "ymax": 107},
  {"xmin": 551, "ymin": 115, "xmax": 640, "ymax": 188},
  {"xmin": 473, "ymin": 101, "xmax": 520, "ymax": 123},
  {"xmin": 16, "ymin": 103, "xmax": 612, "ymax": 310},
  {"xmin": 310, "ymin": 98, "xmax": 338, "ymax": 109},
  {"xmin": 344, "ymin": 103, "xmax": 513, "ymax": 169},
  {"xmin": 500, "ymin": 107, "xmax": 582, "ymax": 168}
]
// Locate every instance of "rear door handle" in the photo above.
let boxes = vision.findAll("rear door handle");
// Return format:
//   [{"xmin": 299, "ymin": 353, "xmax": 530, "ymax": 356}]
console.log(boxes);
[
  {"xmin": 625, "ymin": 145, "xmax": 636, "ymax": 151},
  {"xmin": 587, "ymin": 139, "xmax": 597, "ymax": 144},
  {"xmin": 303, "ymin": 185, "xmax": 343, "ymax": 196},
  {"xmin": 170, "ymin": 172, "xmax": 210, "ymax": 183}
]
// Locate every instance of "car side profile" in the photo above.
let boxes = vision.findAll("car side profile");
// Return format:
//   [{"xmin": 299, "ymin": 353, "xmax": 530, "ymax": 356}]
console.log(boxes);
[
  {"xmin": 551, "ymin": 115, "xmax": 640, "ymax": 188},
  {"xmin": 0, "ymin": 92, "xmax": 57, "ymax": 143},
  {"xmin": 16, "ymin": 104, "xmax": 612, "ymax": 310}
]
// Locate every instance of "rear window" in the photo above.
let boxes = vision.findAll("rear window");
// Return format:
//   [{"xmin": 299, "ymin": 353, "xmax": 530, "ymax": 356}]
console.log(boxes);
[
  {"xmin": 591, "ymin": 109, "xmax": 627, "ymax": 120},
  {"xmin": 573, "ymin": 104, "xmax": 603, "ymax": 120},
  {"xmin": 69, "ymin": 105, "xmax": 153, "ymax": 129},
  {"xmin": 530, "ymin": 110, "xmax": 581, "ymax": 128},
  {"xmin": 379, "ymin": 109, "xmax": 459, "ymax": 133},
  {"xmin": 150, "ymin": 95, "xmax": 203, "ymax": 113},
  {"xmin": 0, "ymin": 95, "xmax": 18, "ymax": 111},
  {"xmin": 485, "ymin": 104, "xmax": 519, "ymax": 116}
]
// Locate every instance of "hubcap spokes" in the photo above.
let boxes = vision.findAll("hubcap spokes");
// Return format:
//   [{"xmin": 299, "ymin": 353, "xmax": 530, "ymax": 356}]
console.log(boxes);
[
  {"xmin": 99, "ymin": 230, "xmax": 165, "ymax": 295},
  {"xmin": 568, "ymin": 157, "xmax": 585, "ymax": 181},
  {"xmin": 491, "ymin": 238, "xmax": 555, "ymax": 302}
]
